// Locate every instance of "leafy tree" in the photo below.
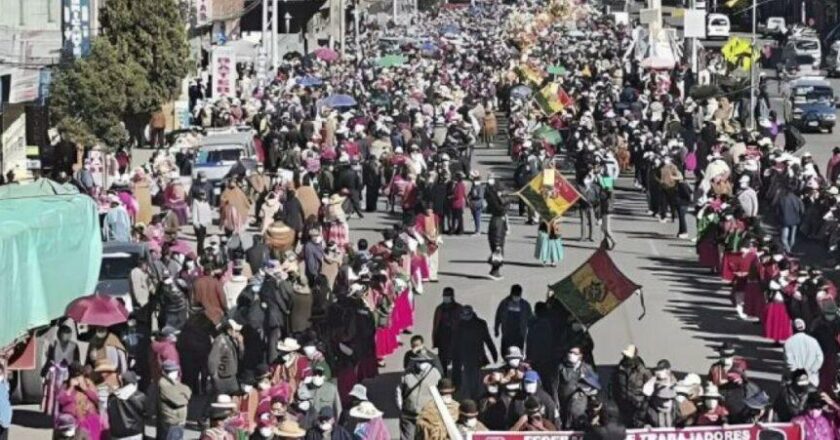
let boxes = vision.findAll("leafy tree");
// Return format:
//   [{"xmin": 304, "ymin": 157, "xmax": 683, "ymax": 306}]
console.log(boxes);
[
  {"xmin": 50, "ymin": 39, "xmax": 151, "ymax": 148},
  {"xmin": 99, "ymin": 0, "xmax": 191, "ymax": 107}
]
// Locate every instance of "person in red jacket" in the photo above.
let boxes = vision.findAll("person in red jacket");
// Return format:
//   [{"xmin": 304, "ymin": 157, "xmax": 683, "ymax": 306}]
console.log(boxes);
[{"xmin": 449, "ymin": 172, "xmax": 467, "ymax": 235}]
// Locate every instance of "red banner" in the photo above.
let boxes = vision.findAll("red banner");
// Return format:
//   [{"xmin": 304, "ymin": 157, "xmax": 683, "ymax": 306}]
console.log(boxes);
[{"xmin": 468, "ymin": 423, "xmax": 803, "ymax": 440}]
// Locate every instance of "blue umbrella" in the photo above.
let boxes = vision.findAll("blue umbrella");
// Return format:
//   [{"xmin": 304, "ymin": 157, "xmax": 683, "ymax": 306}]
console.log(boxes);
[
  {"xmin": 323, "ymin": 94, "xmax": 357, "ymax": 108},
  {"xmin": 440, "ymin": 24, "xmax": 461, "ymax": 35},
  {"xmin": 420, "ymin": 41, "xmax": 438, "ymax": 53},
  {"xmin": 296, "ymin": 76, "xmax": 323, "ymax": 87},
  {"xmin": 510, "ymin": 85, "xmax": 533, "ymax": 99}
]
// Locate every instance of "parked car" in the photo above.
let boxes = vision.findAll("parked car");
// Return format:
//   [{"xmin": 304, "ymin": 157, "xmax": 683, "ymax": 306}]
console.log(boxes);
[
  {"xmin": 706, "ymin": 13, "xmax": 730, "ymax": 39},
  {"xmin": 191, "ymin": 129, "xmax": 257, "ymax": 195},
  {"xmin": 783, "ymin": 77, "xmax": 837, "ymax": 133},
  {"xmin": 97, "ymin": 242, "xmax": 151, "ymax": 312},
  {"xmin": 759, "ymin": 17, "xmax": 786, "ymax": 36},
  {"xmin": 786, "ymin": 36, "xmax": 822, "ymax": 68}
]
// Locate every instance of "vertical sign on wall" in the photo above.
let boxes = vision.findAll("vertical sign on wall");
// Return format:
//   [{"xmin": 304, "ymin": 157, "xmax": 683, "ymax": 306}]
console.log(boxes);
[
  {"xmin": 211, "ymin": 46, "xmax": 237, "ymax": 98},
  {"xmin": 62, "ymin": 0, "xmax": 91, "ymax": 58},
  {"xmin": 196, "ymin": 0, "xmax": 213, "ymax": 26}
]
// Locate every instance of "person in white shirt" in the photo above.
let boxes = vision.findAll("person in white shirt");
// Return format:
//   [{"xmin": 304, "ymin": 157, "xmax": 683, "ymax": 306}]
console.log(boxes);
[{"xmin": 191, "ymin": 190, "xmax": 213, "ymax": 254}]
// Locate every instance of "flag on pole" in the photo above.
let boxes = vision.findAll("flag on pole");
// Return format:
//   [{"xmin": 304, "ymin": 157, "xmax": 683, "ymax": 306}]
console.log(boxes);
[
  {"xmin": 534, "ymin": 83, "xmax": 575, "ymax": 115},
  {"xmin": 549, "ymin": 248, "xmax": 643, "ymax": 328},
  {"xmin": 518, "ymin": 64, "xmax": 545, "ymax": 85},
  {"xmin": 515, "ymin": 169, "xmax": 581, "ymax": 221}
]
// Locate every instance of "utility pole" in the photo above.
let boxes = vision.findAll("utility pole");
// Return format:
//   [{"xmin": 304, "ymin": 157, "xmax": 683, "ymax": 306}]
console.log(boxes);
[
  {"xmin": 393, "ymin": 0, "xmax": 397, "ymax": 24},
  {"xmin": 272, "ymin": 0, "xmax": 279, "ymax": 70},
  {"xmin": 749, "ymin": 0, "xmax": 757, "ymax": 130},
  {"xmin": 353, "ymin": 6, "xmax": 361, "ymax": 60},
  {"xmin": 339, "ymin": 0, "xmax": 346, "ymax": 57},
  {"xmin": 262, "ymin": 0, "xmax": 269, "ymax": 55}
]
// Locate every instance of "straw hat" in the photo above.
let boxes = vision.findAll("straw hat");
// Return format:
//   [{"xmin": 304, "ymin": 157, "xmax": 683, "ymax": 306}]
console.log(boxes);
[
  {"xmin": 349, "ymin": 401, "xmax": 383, "ymax": 419},
  {"xmin": 276, "ymin": 337, "xmax": 301, "ymax": 352},
  {"xmin": 276, "ymin": 420, "xmax": 306, "ymax": 438}
]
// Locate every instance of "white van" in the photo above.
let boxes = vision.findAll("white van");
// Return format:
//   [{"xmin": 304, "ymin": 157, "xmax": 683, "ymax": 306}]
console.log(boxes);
[
  {"xmin": 191, "ymin": 130, "xmax": 257, "ymax": 193},
  {"xmin": 707, "ymin": 13, "xmax": 730, "ymax": 39}
]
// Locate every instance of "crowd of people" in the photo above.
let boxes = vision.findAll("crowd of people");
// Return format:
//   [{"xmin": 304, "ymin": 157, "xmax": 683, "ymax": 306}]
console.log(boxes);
[{"xmin": 4, "ymin": 0, "xmax": 840, "ymax": 438}]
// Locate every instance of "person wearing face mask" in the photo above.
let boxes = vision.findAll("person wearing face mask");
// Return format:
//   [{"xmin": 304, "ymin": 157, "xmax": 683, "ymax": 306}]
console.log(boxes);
[
  {"xmin": 403, "ymin": 335, "xmax": 443, "ymax": 375},
  {"xmin": 289, "ymin": 386, "xmax": 317, "ymax": 430},
  {"xmin": 270, "ymin": 338, "xmax": 308, "ymax": 393},
  {"xmin": 451, "ymin": 306, "xmax": 498, "ymax": 401},
  {"xmin": 107, "ymin": 370, "xmax": 146, "ymax": 440},
  {"xmin": 774, "ymin": 369, "xmax": 815, "ymax": 422},
  {"xmin": 304, "ymin": 407, "xmax": 352, "ymax": 440},
  {"xmin": 610, "ymin": 345, "xmax": 652, "ymax": 426},
  {"xmin": 156, "ymin": 361, "xmax": 191, "ymax": 440},
  {"xmin": 456, "ymin": 399, "xmax": 488, "ymax": 435},
  {"xmin": 809, "ymin": 303, "xmax": 840, "ymax": 392},
  {"xmin": 694, "ymin": 384, "xmax": 728, "ymax": 426},
  {"xmin": 300, "ymin": 340, "xmax": 332, "ymax": 380},
  {"xmin": 784, "ymin": 318, "xmax": 824, "ymax": 387},
  {"xmin": 251, "ymin": 417, "xmax": 277, "ymax": 440},
  {"xmin": 477, "ymin": 371, "xmax": 509, "ymax": 429},
  {"xmin": 397, "ymin": 352, "xmax": 441, "ymax": 440},
  {"xmin": 512, "ymin": 396, "xmax": 558, "ymax": 431},
  {"xmin": 707, "ymin": 343, "xmax": 748, "ymax": 387},
  {"xmin": 416, "ymin": 379, "xmax": 460, "ymax": 440},
  {"xmin": 199, "ymin": 405, "xmax": 234, "ymax": 440},
  {"xmin": 795, "ymin": 392, "xmax": 840, "ymax": 438},
  {"xmin": 86, "ymin": 326, "xmax": 128, "ymax": 376},
  {"xmin": 193, "ymin": 262, "xmax": 229, "ymax": 326},
  {"xmin": 736, "ymin": 175, "xmax": 758, "ymax": 220},
  {"xmin": 305, "ymin": 366, "xmax": 341, "ymax": 422},
  {"xmin": 512, "ymin": 371, "xmax": 558, "ymax": 428},
  {"xmin": 494, "ymin": 285, "xmax": 533, "ymax": 356},
  {"xmin": 553, "ymin": 346, "xmax": 595, "ymax": 416},
  {"xmin": 638, "ymin": 386, "xmax": 681, "ymax": 428}
]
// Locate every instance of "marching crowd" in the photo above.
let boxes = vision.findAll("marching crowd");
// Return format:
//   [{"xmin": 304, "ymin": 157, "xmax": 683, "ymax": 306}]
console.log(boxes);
[{"xmin": 4, "ymin": 0, "xmax": 840, "ymax": 438}]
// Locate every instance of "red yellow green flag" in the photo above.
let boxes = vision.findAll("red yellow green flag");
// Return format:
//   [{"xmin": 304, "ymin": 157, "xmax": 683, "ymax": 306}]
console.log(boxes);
[
  {"xmin": 518, "ymin": 64, "xmax": 545, "ymax": 86},
  {"xmin": 516, "ymin": 169, "xmax": 581, "ymax": 221},
  {"xmin": 534, "ymin": 83, "xmax": 575, "ymax": 115},
  {"xmin": 550, "ymin": 248, "xmax": 642, "ymax": 328}
]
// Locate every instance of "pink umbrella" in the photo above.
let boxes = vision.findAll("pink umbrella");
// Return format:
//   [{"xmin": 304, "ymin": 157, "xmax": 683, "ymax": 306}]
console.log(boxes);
[
  {"xmin": 65, "ymin": 294, "xmax": 130, "ymax": 327},
  {"xmin": 313, "ymin": 47, "xmax": 339, "ymax": 62}
]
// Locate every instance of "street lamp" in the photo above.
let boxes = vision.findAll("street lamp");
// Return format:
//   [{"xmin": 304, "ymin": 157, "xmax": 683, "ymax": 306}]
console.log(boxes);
[{"xmin": 285, "ymin": 12, "xmax": 292, "ymax": 36}]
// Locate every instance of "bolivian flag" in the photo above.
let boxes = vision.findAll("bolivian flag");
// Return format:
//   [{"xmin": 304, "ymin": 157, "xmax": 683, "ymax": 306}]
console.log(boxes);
[
  {"xmin": 534, "ymin": 83, "xmax": 575, "ymax": 116},
  {"xmin": 550, "ymin": 248, "xmax": 642, "ymax": 328},
  {"xmin": 516, "ymin": 169, "xmax": 581, "ymax": 221},
  {"xmin": 518, "ymin": 64, "xmax": 545, "ymax": 86}
]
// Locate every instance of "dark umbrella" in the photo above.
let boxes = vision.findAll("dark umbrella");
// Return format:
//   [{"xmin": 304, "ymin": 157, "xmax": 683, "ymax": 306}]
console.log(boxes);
[
  {"xmin": 66, "ymin": 294, "xmax": 130, "ymax": 327},
  {"xmin": 688, "ymin": 84, "xmax": 723, "ymax": 100}
]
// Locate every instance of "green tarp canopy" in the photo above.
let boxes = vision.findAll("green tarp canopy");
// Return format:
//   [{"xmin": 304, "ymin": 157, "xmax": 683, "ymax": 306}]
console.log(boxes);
[{"xmin": 0, "ymin": 180, "xmax": 102, "ymax": 345}]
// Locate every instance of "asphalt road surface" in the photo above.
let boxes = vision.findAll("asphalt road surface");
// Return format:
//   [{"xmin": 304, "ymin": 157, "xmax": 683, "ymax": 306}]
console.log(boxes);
[{"xmin": 10, "ymin": 69, "xmax": 840, "ymax": 438}]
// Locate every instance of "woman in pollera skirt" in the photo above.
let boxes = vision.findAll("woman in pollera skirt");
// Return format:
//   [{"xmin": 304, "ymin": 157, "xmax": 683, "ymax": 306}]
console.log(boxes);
[
  {"xmin": 534, "ymin": 219, "xmax": 564, "ymax": 267},
  {"xmin": 764, "ymin": 279, "xmax": 792, "ymax": 343}
]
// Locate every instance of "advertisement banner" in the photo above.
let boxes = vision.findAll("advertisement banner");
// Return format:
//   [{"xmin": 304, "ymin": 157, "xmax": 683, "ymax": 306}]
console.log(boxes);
[
  {"xmin": 10, "ymin": 68, "xmax": 40, "ymax": 104},
  {"xmin": 62, "ymin": 0, "xmax": 91, "ymax": 58},
  {"xmin": 211, "ymin": 46, "xmax": 237, "ymax": 98},
  {"xmin": 469, "ymin": 423, "xmax": 803, "ymax": 440}
]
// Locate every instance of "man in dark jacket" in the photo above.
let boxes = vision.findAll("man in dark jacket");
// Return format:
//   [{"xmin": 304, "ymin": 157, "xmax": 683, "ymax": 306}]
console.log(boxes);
[
  {"xmin": 584, "ymin": 402, "xmax": 627, "ymax": 440},
  {"xmin": 260, "ymin": 264, "xmax": 293, "ymax": 362},
  {"xmin": 208, "ymin": 319, "xmax": 244, "ymax": 396},
  {"xmin": 511, "ymin": 371, "xmax": 559, "ymax": 427},
  {"xmin": 245, "ymin": 235, "xmax": 271, "ymax": 275},
  {"xmin": 361, "ymin": 155, "xmax": 382, "ymax": 212},
  {"xmin": 494, "ymin": 284, "xmax": 533, "ymax": 355},
  {"xmin": 554, "ymin": 346, "xmax": 596, "ymax": 417},
  {"xmin": 334, "ymin": 161, "xmax": 364, "ymax": 218},
  {"xmin": 777, "ymin": 186, "xmax": 804, "ymax": 253},
  {"xmin": 305, "ymin": 406, "xmax": 353, "ymax": 440},
  {"xmin": 108, "ymin": 371, "xmax": 146, "ymax": 440},
  {"xmin": 773, "ymin": 369, "xmax": 812, "ymax": 422},
  {"xmin": 431, "ymin": 287, "xmax": 462, "ymax": 375},
  {"xmin": 610, "ymin": 345, "xmax": 652, "ymax": 426},
  {"xmin": 451, "ymin": 305, "xmax": 498, "ymax": 401},
  {"xmin": 526, "ymin": 302, "xmax": 556, "ymax": 391},
  {"xmin": 282, "ymin": 189, "xmax": 306, "ymax": 239}
]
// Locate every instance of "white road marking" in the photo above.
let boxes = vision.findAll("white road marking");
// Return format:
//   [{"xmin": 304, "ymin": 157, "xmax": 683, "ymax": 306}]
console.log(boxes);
[{"xmin": 647, "ymin": 239, "xmax": 661, "ymax": 256}]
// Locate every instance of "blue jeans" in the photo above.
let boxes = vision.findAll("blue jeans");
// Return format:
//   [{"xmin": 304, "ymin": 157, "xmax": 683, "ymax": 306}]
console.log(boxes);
[
  {"xmin": 782, "ymin": 225, "xmax": 798, "ymax": 253},
  {"xmin": 470, "ymin": 206, "xmax": 482, "ymax": 234}
]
